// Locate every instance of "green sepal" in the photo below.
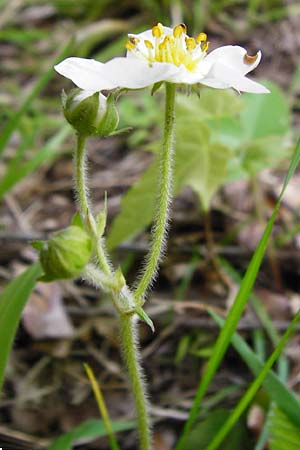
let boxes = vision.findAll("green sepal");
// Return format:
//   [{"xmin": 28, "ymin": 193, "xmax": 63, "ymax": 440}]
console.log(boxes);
[
  {"xmin": 95, "ymin": 92, "xmax": 119, "ymax": 137},
  {"xmin": 96, "ymin": 193, "xmax": 107, "ymax": 237},
  {"xmin": 71, "ymin": 212, "xmax": 85, "ymax": 229},
  {"xmin": 109, "ymin": 127, "xmax": 132, "ymax": 136},
  {"xmin": 62, "ymin": 89, "xmax": 119, "ymax": 137},
  {"xmin": 38, "ymin": 225, "xmax": 93, "ymax": 281},
  {"xmin": 61, "ymin": 89, "xmax": 67, "ymax": 109},
  {"xmin": 191, "ymin": 84, "xmax": 201, "ymax": 98},
  {"xmin": 114, "ymin": 266, "xmax": 126, "ymax": 290},
  {"xmin": 63, "ymin": 89, "xmax": 100, "ymax": 136},
  {"xmin": 135, "ymin": 307, "xmax": 155, "ymax": 333},
  {"xmin": 151, "ymin": 81, "xmax": 164, "ymax": 96},
  {"xmin": 31, "ymin": 240, "xmax": 44, "ymax": 251},
  {"xmin": 37, "ymin": 273, "xmax": 57, "ymax": 283}
]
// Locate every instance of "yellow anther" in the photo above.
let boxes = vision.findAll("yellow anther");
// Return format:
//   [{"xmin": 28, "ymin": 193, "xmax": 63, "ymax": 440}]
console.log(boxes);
[
  {"xmin": 196, "ymin": 32, "xmax": 207, "ymax": 43},
  {"xmin": 125, "ymin": 40, "xmax": 135, "ymax": 51},
  {"xmin": 202, "ymin": 41, "xmax": 210, "ymax": 52},
  {"xmin": 243, "ymin": 52, "xmax": 259, "ymax": 65},
  {"xmin": 152, "ymin": 23, "xmax": 164, "ymax": 38},
  {"xmin": 157, "ymin": 22, "xmax": 164, "ymax": 34},
  {"xmin": 164, "ymin": 35, "xmax": 174, "ymax": 45},
  {"xmin": 144, "ymin": 39, "xmax": 154, "ymax": 49},
  {"xmin": 185, "ymin": 37, "xmax": 196, "ymax": 51},
  {"xmin": 125, "ymin": 37, "xmax": 139, "ymax": 51},
  {"xmin": 173, "ymin": 23, "xmax": 187, "ymax": 38}
]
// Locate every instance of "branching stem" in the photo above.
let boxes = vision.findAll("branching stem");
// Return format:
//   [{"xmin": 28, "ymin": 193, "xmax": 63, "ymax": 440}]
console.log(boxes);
[{"xmin": 74, "ymin": 82, "xmax": 177, "ymax": 450}]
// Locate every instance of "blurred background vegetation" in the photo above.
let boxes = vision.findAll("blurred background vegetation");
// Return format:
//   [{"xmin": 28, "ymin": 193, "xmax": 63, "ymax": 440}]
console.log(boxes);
[{"xmin": 1, "ymin": 0, "xmax": 300, "ymax": 449}]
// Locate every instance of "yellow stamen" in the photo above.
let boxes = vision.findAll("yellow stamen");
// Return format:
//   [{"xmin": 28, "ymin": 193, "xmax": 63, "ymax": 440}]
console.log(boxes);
[
  {"xmin": 127, "ymin": 23, "xmax": 210, "ymax": 73},
  {"xmin": 173, "ymin": 23, "xmax": 187, "ymax": 38},
  {"xmin": 202, "ymin": 41, "xmax": 210, "ymax": 52},
  {"xmin": 152, "ymin": 23, "xmax": 164, "ymax": 38},
  {"xmin": 243, "ymin": 52, "xmax": 259, "ymax": 65},
  {"xmin": 125, "ymin": 37, "xmax": 139, "ymax": 51},
  {"xmin": 164, "ymin": 35, "xmax": 174, "ymax": 45},
  {"xmin": 186, "ymin": 37, "xmax": 196, "ymax": 51},
  {"xmin": 144, "ymin": 39, "xmax": 154, "ymax": 49},
  {"xmin": 196, "ymin": 32, "xmax": 207, "ymax": 43}
]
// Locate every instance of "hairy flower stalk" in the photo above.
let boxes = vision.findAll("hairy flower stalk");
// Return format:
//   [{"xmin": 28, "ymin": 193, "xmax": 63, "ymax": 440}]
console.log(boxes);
[{"xmin": 134, "ymin": 82, "xmax": 176, "ymax": 303}]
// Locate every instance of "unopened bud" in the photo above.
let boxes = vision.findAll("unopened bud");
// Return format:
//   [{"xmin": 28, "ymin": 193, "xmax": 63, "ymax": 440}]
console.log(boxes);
[
  {"xmin": 62, "ymin": 89, "xmax": 119, "ymax": 137},
  {"xmin": 38, "ymin": 226, "xmax": 93, "ymax": 281}
]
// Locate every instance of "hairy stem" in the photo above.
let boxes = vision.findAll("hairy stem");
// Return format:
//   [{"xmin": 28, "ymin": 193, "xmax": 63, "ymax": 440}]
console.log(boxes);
[
  {"xmin": 75, "ymin": 134, "xmax": 90, "ymax": 217},
  {"xmin": 134, "ymin": 82, "xmax": 176, "ymax": 302},
  {"xmin": 75, "ymin": 134, "xmax": 112, "ymax": 275},
  {"xmin": 120, "ymin": 314, "xmax": 151, "ymax": 450}
]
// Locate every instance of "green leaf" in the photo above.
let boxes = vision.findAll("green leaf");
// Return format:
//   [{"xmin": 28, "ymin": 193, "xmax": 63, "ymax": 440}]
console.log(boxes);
[
  {"xmin": 0, "ymin": 263, "xmax": 42, "ymax": 392},
  {"xmin": 185, "ymin": 410, "xmax": 249, "ymax": 450},
  {"xmin": 175, "ymin": 138, "xmax": 300, "ymax": 450},
  {"xmin": 240, "ymin": 81, "xmax": 291, "ymax": 140},
  {"xmin": 268, "ymin": 405, "xmax": 300, "ymax": 450},
  {"xmin": 135, "ymin": 307, "xmax": 155, "ymax": 332},
  {"xmin": 186, "ymin": 142, "xmax": 232, "ymax": 211},
  {"xmin": 48, "ymin": 418, "xmax": 136, "ymax": 450},
  {"xmin": 210, "ymin": 310, "xmax": 300, "ymax": 427}
]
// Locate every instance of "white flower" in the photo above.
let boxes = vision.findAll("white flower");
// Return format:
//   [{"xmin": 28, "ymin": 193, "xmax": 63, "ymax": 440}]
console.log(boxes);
[{"xmin": 55, "ymin": 23, "xmax": 269, "ymax": 94}]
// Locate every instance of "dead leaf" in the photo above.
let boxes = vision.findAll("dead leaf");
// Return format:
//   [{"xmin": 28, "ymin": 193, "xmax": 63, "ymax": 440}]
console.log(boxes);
[{"xmin": 22, "ymin": 282, "xmax": 74, "ymax": 339}]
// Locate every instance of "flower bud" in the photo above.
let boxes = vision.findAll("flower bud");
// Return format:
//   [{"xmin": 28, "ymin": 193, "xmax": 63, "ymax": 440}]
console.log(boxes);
[
  {"xmin": 62, "ymin": 89, "xmax": 119, "ymax": 137},
  {"xmin": 38, "ymin": 226, "xmax": 93, "ymax": 281}
]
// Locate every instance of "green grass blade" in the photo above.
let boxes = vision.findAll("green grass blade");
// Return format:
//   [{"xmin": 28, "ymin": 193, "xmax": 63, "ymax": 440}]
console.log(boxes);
[
  {"xmin": 210, "ymin": 310, "xmax": 300, "ymax": 427},
  {"xmin": 204, "ymin": 310, "xmax": 300, "ymax": 450},
  {"xmin": 48, "ymin": 418, "xmax": 136, "ymax": 450},
  {"xmin": 221, "ymin": 259, "xmax": 289, "ymax": 379},
  {"xmin": 175, "ymin": 138, "xmax": 300, "ymax": 450},
  {"xmin": 0, "ymin": 39, "xmax": 73, "ymax": 156},
  {"xmin": 0, "ymin": 125, "xmax": 71, "ymax": 199},
  {"xmin": 84, "ymin": 363, "xmax": 120, "ymax": 450},
  {"xmin": 0, "ymin": 263, "xmax": 42, "ymax": 393}
]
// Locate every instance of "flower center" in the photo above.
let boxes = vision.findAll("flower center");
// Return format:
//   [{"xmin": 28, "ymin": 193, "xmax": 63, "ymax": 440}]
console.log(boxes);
[{"xmin": 126, "ymin": 23, "xmax": 209, "ymax": 72}]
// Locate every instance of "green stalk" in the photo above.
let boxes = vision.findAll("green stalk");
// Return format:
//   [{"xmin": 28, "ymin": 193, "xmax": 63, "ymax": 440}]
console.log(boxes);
[
  {"xmin": 75, "ymin": 134, "xmax": 90, "ymax": 217},
  {"xmin": 75, "ymin": 134, "xmax": 111, "ymax": 275},
  {"xmin": 134, "ymin": 82, "xmax": 176, "ymax": 303},
  {"xmin": 120, "ymin": 315, "xmax": 151, "ymax": 450}
]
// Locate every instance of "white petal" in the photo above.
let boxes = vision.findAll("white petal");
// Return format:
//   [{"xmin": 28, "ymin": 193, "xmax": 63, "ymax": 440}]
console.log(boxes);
[
  {"xmin": 55, "ymin": 57, "xmax": 115, "ymax": 90},
  {"xmin": 55, "ymin": 57, "xmax": 179, "ymax": 90},
  {"xmin": 201, "ymin": 60, "xmax": 270, "ymax": 93},
  {"xmin": 197, "ymin": 77, "xmax": 229, "ymax": 89},
  {"xmin": 203, "ymin": 45, "xmax": 262, "ymax": 76}
]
